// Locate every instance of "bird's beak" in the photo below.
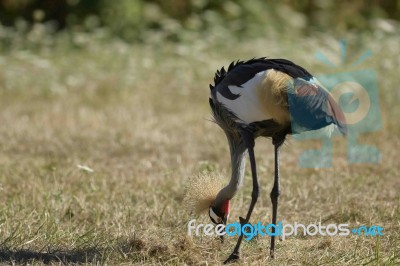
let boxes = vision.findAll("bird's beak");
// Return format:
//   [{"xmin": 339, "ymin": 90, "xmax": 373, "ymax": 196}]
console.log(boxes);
[{"xmin": 219, "ymin": 217, "xmax": 227, "ymax": 243}]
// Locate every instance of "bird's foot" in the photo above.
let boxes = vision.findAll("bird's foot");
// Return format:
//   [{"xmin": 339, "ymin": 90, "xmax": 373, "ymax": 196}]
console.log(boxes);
[
  {"xmin": 239, "ymin": 216, "xmax": 246, "ymax": 225},
  {"xmin": 224, "ymin": 252, "xmax": 240, "ymax": 264},
  {"xmin": 220, "ymin": 235, "xmax": 224, "ymax": 243},
  {"xmin": 269, "ymin": 249, "xmax": 275, "ymax": 259}
]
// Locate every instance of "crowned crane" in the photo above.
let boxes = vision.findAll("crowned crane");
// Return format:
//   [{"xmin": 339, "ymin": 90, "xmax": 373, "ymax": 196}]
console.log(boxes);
[{"xmin": 206, "ymin": 58, "xmax": 347, "ymax": 264}]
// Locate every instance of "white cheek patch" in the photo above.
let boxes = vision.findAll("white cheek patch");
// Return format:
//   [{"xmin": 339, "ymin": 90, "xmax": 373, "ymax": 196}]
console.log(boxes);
[{"xmin": 209, "ymin": 208, "xmax": 220, "ymax": 223}]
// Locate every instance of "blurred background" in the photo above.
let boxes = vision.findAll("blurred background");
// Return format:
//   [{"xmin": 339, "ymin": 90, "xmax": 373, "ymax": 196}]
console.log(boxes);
[
  {"xmin": 0, "ymin": 1, "xmax": 399, "ymax": 265},
  {"xmin": 0, "ymin": 0, "xmax": 399, "ymax": 47}
]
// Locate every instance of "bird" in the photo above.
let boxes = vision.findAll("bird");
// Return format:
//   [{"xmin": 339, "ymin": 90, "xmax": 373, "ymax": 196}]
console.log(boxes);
[{"xmin": 205, "ymin": 57, "xmax": 347, "ymax": 264}]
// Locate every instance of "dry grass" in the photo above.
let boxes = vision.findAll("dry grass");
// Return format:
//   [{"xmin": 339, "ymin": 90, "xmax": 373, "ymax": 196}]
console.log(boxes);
[{"xmin": 0, "ymin": 33, "xmax": 399, "ymax": 265}]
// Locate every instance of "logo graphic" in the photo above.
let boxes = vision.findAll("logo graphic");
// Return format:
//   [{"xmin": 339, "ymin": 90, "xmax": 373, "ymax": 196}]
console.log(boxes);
[
  {"xmin": 292, "ymin": 40, "xmax": 382, "ymax": 168},
  {"xmin": 187, "ymin": 220, "xmax": 384, "ymax": 240}
]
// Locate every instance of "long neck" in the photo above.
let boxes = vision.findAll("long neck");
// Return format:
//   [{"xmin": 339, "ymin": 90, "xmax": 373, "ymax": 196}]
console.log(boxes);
[{"xmin": 214, "ymin": 135, "xmax": 247, "ymax": 206}]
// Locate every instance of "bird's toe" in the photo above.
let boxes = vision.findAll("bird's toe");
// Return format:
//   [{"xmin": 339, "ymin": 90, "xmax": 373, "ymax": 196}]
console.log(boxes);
[
  {"xmin": 224, "ymin": 252, "xmax": 240, "ymax": 264},
  {"xmin": 269, "ymin": 249, "xmax": 275, "ymax": 259}
]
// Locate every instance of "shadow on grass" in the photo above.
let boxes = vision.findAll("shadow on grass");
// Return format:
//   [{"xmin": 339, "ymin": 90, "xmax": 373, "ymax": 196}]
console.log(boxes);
[{"xmin": 0, "ymin": 247, "xmax": 103, "ymax": 264}]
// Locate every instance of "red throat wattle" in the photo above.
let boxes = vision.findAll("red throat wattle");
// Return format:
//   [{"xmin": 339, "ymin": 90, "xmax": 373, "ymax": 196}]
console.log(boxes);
[{"xmin": 222, "ymin": 200, "xmax": 230, "ymax": 214}]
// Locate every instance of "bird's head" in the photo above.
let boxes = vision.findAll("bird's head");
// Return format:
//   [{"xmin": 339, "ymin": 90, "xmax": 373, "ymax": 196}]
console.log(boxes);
[{"xmin": 209, "ymin": 200, "xmax": 230, "ymax": 225}]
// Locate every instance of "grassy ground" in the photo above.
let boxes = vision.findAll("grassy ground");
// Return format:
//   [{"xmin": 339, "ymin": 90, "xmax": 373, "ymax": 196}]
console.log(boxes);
[{"xmin": 0, "ymin": 33, "xmax": 399, "ymax": 265}]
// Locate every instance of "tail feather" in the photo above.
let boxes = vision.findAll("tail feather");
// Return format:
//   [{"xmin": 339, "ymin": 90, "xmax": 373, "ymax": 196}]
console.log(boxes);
[
  {"xmin": 288, "ymin": 78, "xmax": 347, "ymax": 135},
  {"xmin": 327, "ymin": 93, "xmax": 347, "ymax": 135}
]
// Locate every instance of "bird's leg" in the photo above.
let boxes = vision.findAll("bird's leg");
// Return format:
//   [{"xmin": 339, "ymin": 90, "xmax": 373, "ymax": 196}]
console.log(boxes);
[
  {"xmin": 270, "ymin": 135, "xmax": 285, "ymax": 259},
  {"xmin": 224, "ymin": 129, "xmax": 259, "ymax": 264}
]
